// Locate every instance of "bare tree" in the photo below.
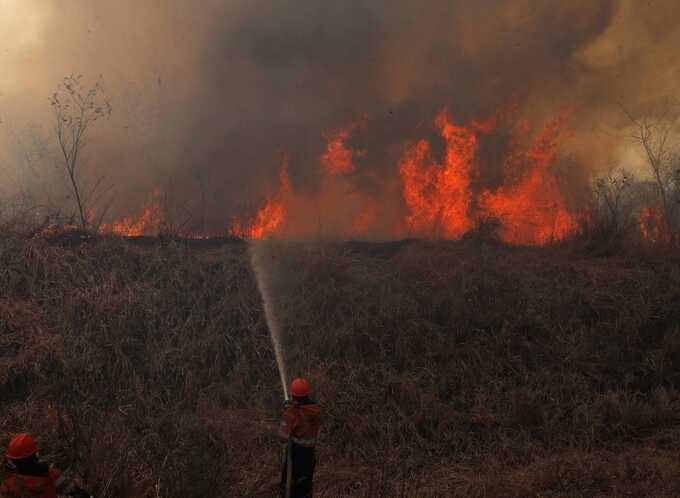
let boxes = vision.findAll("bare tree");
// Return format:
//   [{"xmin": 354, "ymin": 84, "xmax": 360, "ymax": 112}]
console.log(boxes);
[
  {"xmin": 50, "ymin": 74, "xmax": 112, "ymax": 228},
  {"xmin": 671, "ymin": 153, "xmax": 680, "ymax": 212},
  {"xmin": 593, "ymin": 166, "xmax": 633, "ymax": 234},
  {"xmin": 621, "ymin": 100, "xmax": 679, "ymax": 226}
]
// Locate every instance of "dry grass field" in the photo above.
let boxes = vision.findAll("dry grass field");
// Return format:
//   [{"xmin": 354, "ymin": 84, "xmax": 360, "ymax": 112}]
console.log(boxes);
[{"xmin": 1, "ymin": 229, "xmax": 680, "ymax": 497}]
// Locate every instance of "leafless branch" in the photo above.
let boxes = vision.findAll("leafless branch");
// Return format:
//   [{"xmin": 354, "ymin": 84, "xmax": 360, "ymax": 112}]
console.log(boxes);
[
  {"xmin": 50, "ymin": 74, "xmax": 112, "ymax": 228},
  {"xmin": 620, "ymin": 99, "xmax": 680, "ymax": 226}
]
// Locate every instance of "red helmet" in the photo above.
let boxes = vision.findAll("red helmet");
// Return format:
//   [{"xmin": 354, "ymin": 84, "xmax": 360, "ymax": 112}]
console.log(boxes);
[
  {"xmin": 6, "ymin": 433, "xmax": 38, "ymax": 460},
  {"xmin": 291, "ymin": 378, "xmax": 311, "ymax": 397}
]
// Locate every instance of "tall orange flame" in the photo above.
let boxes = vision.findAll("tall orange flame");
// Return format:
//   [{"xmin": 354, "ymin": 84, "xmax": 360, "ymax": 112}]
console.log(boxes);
[
  {"xmin": 230, "ymin": 162, "xmax": 291, "ymax": 239},
  {"xmin": 399, "ymin": 111, "xmax": 491, "ymax": 239},
  {"xmin": 96, "ymin": 104, "xmax": 582, "ymax": 246},
  {"xmin": 321, "ymin": 123, "xmax": 362, "ymax": 175},
  {"xmin": 479, "ymin": 111, "xmax": 578, "ymax": 245},
  {"xmin": 399, "ymin": 108, "xmax": 576, "ymax": 244}
]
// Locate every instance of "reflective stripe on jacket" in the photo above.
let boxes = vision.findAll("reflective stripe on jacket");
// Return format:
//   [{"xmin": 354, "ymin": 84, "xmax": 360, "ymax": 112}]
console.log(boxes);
[{"xmin": 279, "ymin": 399, "xmax": 321, "ymax": 448}]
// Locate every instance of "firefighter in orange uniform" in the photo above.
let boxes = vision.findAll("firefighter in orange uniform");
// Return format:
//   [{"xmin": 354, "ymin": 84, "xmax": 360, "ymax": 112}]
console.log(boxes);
[
  {"xmin": 278, "ymin": 378, "xmax": 321, "ymax": 498},
  {"xmin": 1, "ymin": 433, "xmax": 92, "ymax": 498}
]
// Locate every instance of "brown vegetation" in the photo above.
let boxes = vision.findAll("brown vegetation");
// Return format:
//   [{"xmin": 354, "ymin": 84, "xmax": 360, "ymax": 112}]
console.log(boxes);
[{"xmin": 1, "ymin": 232, "xmax": 680, "ymax": 497}]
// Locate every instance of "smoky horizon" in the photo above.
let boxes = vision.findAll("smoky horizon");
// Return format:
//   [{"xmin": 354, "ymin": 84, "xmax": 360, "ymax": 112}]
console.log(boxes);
[{"xmin": 1, "ymin": 0, "xmax": 679, "ymax": 242}]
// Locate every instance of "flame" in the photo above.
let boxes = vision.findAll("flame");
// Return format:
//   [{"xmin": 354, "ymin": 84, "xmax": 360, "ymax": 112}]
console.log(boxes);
[
  {"xmin": 479, "ymin": 111, "xmax": 579, "ymax": 245},
  {"xmin": 230, "ymin": 162, "xmax": 291, "ymax": 239},
  {"xmin": 321, "ymin": 122, "xmax": 362, "ymax": 175},
  {"xmin": 639, "ymin": 206, "xmax": 670, "ymax": 243},
  {"xmin": 100, "ymin": 189, "xmax": 163, "ymax": 236},
  {"xmin": 318, "ymin": 121, "xmax": 380, "ymax": 238},
  {"xmin": 92, "ymin": 103, "xmax": 582, "ymax": 246},
  {"xmin": 349, "ymin": 199, "xmax": 377, "ymax": 237},
  {"xmin": 232, "ymin": 122, "xmax": 377, "ymax": 240},
  {"xmin": 399, "ymin": 108, "xmax": 577, "ymax": 245},
  {"xmin": 399, "ymin": 110, "xmax": 495, "ymax": 239}
]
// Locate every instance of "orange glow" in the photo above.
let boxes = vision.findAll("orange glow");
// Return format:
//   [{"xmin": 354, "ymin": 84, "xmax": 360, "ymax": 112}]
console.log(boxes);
[
  {"xmin": 399, "ymin": 108, "xmax": 577, "ymax": 245},
  {"xmin": 100, "ymin": 189, "xmax": 163, "ymax": 236},
  {"xmin": 399, "ymin": 110, "xmax": 484, "ymax": 239},
  {"xmin": 321, "ymin": 128, "xmax": 354, "ymax": 174},
  {"xmin": 92, "ymin": 104, "xmax": 583, "ymax": 246},
  {"xmin": 479, "ymin": 111, "xmax": 579, "ymax": 245},
  {"xmin": 349, "ymin": 199, "xmax": 377, "ymax": 237},
  {"xmin": 230, "ymin": 162, "xmax": 291, "ymax": 240},
  {"xmin": 639, "ymin": 206, "xmax": 670, "ymax": 243},
  {"xmin": 321, "ymin": 122, "xmax": 363, "ymax": 175}
]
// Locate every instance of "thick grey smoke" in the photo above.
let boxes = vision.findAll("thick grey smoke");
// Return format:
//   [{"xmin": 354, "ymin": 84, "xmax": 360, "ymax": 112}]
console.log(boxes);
[{"xmin": 1, "ymin": 0, "xmax": 678, "ymax": 231}]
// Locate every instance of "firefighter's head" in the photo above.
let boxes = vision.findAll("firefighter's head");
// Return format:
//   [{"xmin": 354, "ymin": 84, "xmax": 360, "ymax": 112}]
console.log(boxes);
[
  {"xmin": 6, "ymin": 433, "xmax": 39, "ymax": 467},
  {"xmin": 291, "ymin": 378, "xmax": 311, "ymax": 400}
]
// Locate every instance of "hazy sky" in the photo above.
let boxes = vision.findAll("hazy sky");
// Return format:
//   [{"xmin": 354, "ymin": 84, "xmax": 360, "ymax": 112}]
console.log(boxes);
[{"xmin": 1, "ymin": 0, "xmax": 679, "ymax": 229}]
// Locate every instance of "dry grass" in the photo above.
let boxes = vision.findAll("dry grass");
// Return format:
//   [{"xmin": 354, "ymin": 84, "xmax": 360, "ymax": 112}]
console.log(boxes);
[{"xmin": 1, "ymin": 231, "xmax": 680, "ymax": 497}]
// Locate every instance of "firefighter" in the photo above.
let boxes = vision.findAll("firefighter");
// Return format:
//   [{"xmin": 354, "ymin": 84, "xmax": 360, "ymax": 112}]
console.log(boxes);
[
  {"xmin": 278, "ymin": 378, "xmax": 321, "ymax": 498},
  {"xmin": 1, "ymin": 433, "xmax": 92, "ymax": 498}
]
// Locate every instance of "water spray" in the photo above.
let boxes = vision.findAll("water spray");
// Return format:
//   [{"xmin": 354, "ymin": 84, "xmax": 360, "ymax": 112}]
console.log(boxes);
[
  {"xmin": 249, "ymin": 241, "xmax": 294, "ymax": 498},
  {"xmin": 249, "ymin": 240, "xmax": 289, "ymax": 401}
]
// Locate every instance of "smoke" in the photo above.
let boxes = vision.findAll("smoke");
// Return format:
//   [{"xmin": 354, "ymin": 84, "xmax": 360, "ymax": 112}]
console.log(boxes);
[{"xmin": 1, "ymin": 0, "xmax": 679, "ymax": 231}]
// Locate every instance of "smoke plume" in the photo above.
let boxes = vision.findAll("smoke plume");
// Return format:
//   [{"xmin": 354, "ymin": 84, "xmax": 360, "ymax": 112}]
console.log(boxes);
[{"xmin": 1, "ymin": 0, "xmax": 679, "ymax": 235}]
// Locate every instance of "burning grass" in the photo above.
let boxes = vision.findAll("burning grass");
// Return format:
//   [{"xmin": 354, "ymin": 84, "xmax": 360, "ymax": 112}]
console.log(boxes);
[
  {"xmin": 1, "ymin": 232, "xmax": 680, "ymax": 497},
  {"xmin": 99, "ymin": 106, "xmax": 583, "ymax": 245}
]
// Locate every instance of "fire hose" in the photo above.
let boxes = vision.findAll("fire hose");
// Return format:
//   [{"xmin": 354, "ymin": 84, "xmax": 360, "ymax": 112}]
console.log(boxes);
[
  {"xmin": 281, "ymin": 399, "xmax": 293, "ymax": 498},
  {"xmin": 285, "ymin": 437, "xmax": 293, "ymax": 498}
]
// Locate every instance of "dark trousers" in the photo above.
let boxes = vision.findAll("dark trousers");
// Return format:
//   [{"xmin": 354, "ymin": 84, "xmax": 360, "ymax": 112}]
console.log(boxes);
[{"xmin": 281, "ymin": 445, "xmax": 316, "ymax": 498}]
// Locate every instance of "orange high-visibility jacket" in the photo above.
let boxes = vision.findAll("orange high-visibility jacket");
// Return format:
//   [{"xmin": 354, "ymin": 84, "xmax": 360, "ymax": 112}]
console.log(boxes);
[
  {"xmin": 279, "ymin": 401, "xmax": 321, "ymax": 448},
  {"xmin": 0, "ymin": 467, "xmax": 63, "ymax": 498}
]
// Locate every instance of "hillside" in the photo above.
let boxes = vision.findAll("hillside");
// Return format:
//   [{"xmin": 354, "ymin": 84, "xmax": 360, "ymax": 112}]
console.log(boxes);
[{"xmin": 1, "ymin": 233, "xmax": 680, "ymax": 497}]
